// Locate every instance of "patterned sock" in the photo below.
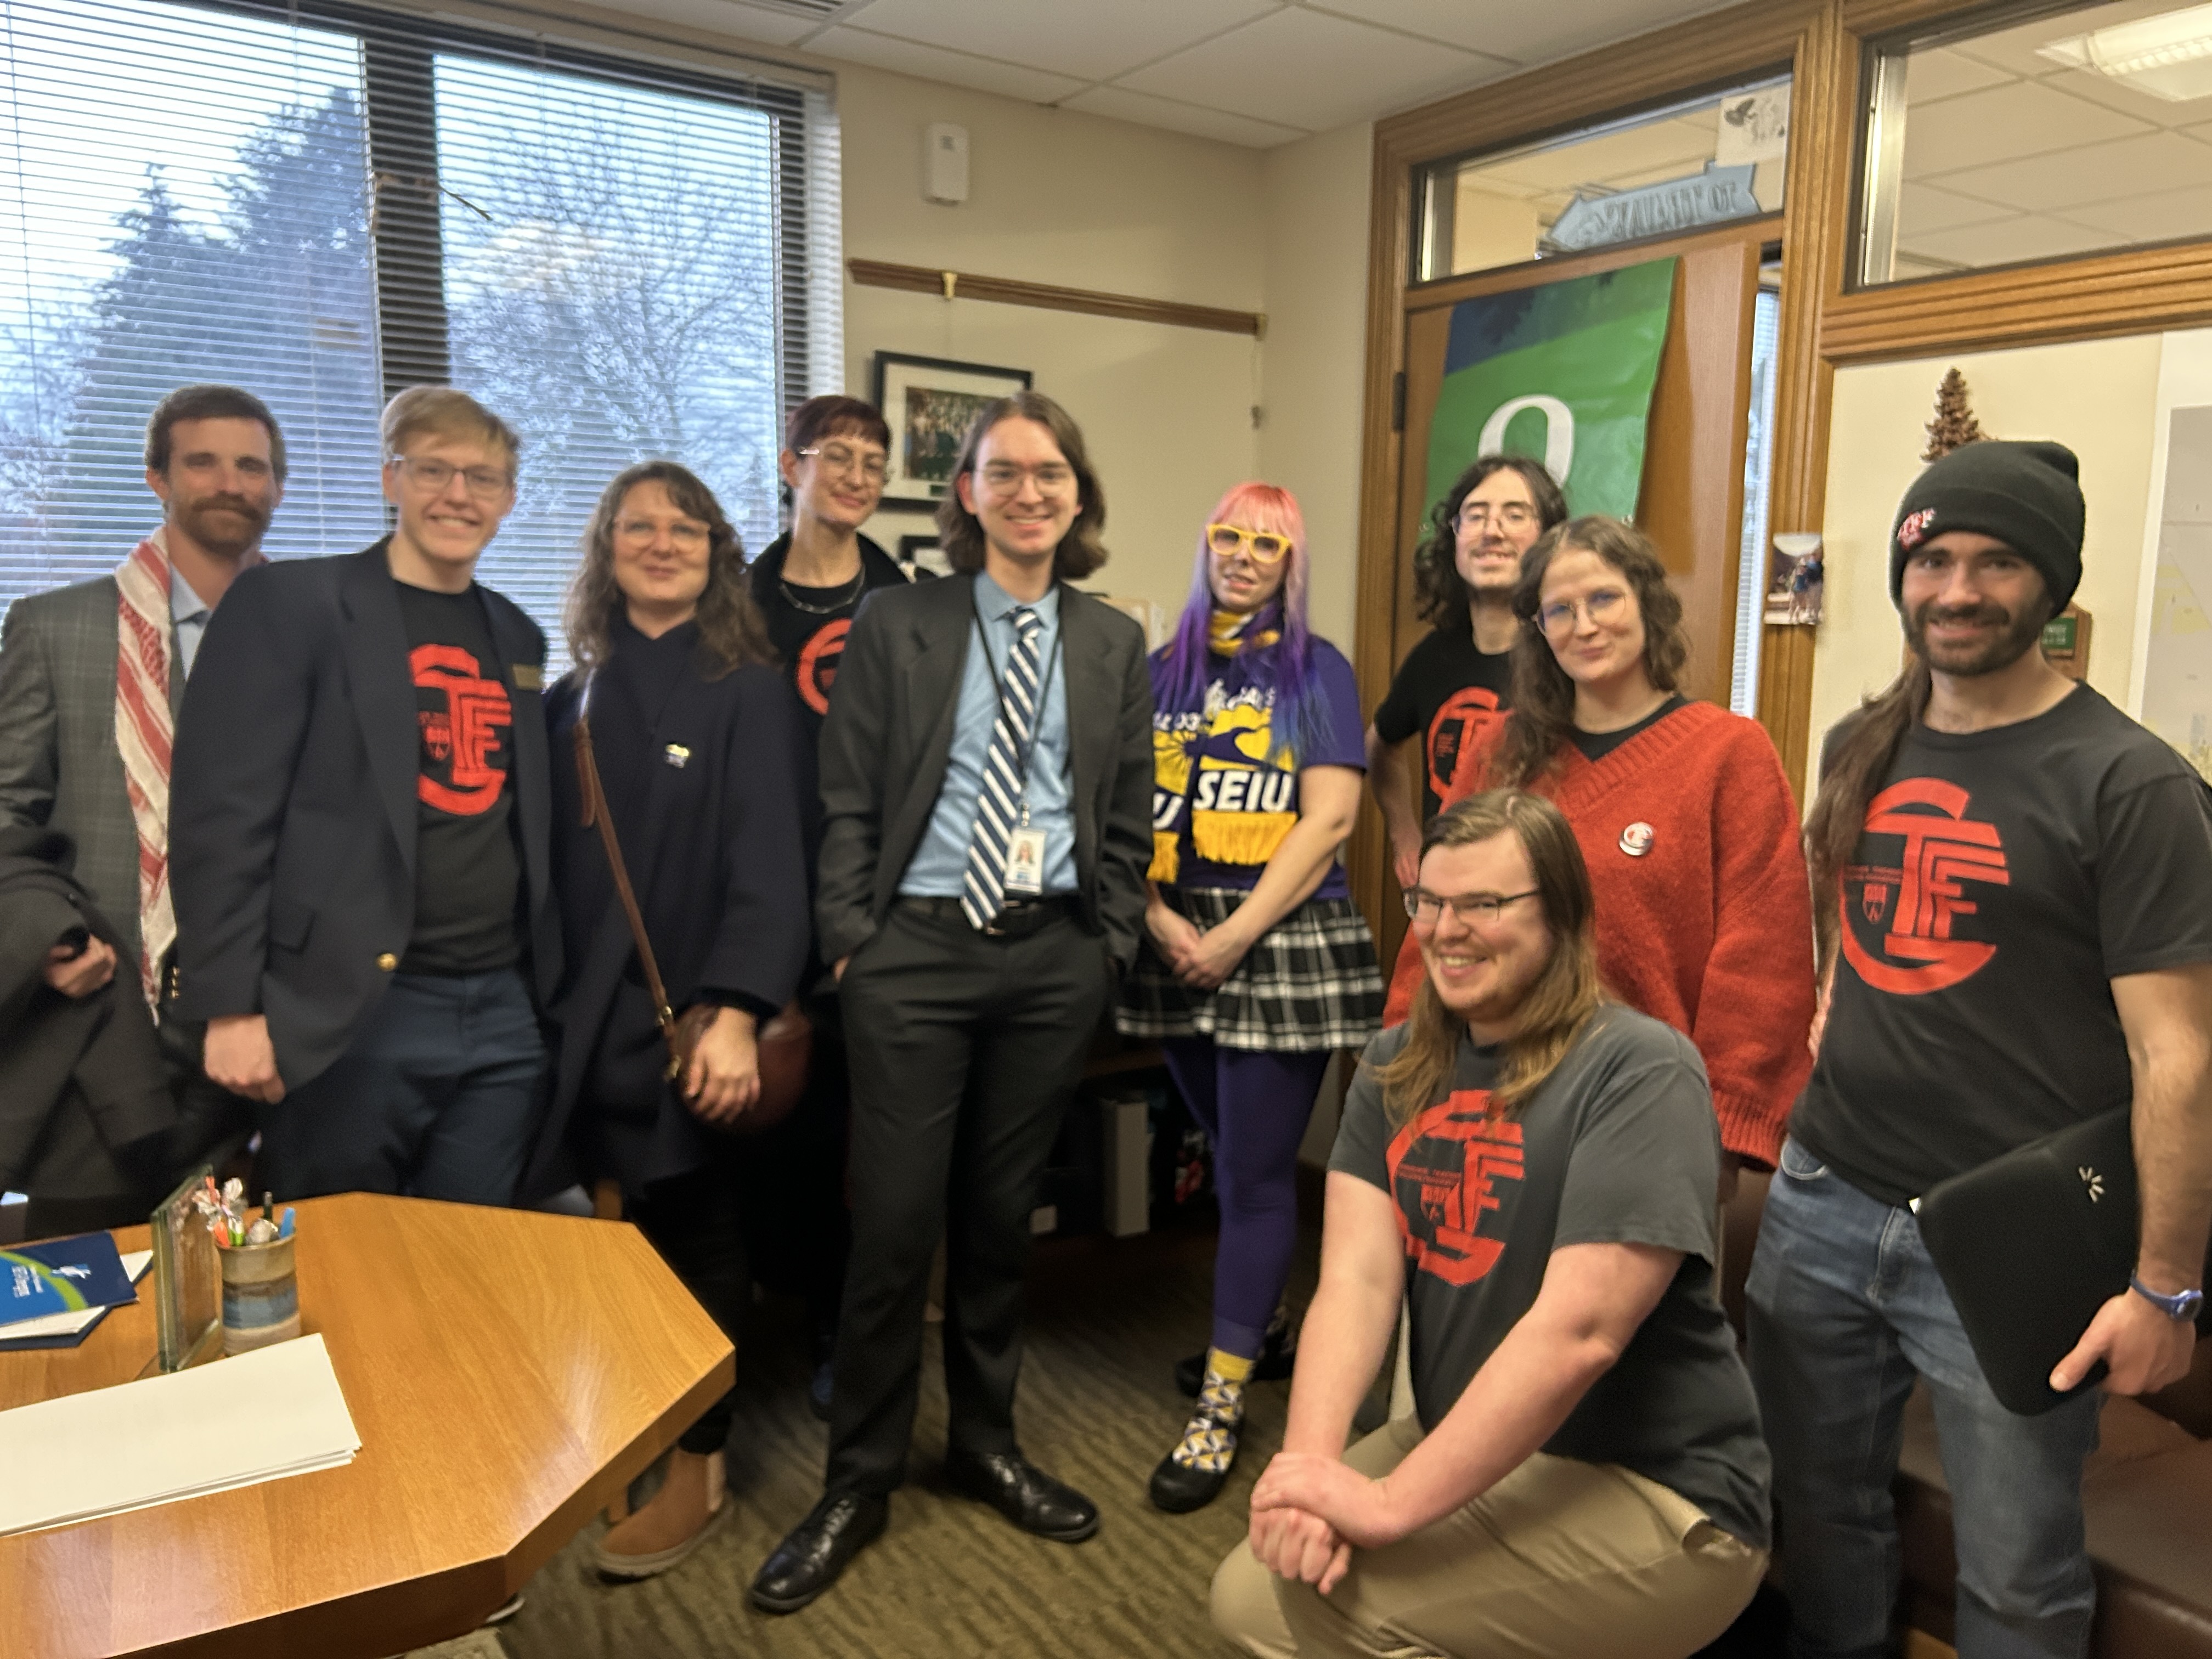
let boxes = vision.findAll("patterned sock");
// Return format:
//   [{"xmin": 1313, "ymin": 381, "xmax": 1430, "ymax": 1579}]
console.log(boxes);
[{"xmin": 1170, "ymin": 1351, "xmax": 1251, "ymax": 1473}]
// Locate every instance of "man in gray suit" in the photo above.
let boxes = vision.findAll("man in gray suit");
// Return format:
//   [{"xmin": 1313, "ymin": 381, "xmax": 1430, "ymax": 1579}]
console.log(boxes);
[
  {"xmin": 0, "ymin": 383, "xmax": 280, "ymax": 1220},
  {"xmin": 752, "ymin": 391, "xmax": 1154, "ymax": 1612}
]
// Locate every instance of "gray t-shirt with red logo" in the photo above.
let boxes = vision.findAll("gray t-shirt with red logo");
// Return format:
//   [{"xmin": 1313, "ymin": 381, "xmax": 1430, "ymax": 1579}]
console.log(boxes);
[
  {"xmin": 1795, "ymin": 684, "xmax": 2212, "ymax": 1207},
  {"xmin": 1332, "ymin": 1007, "xmax": 1771, "ymax": 1548}
]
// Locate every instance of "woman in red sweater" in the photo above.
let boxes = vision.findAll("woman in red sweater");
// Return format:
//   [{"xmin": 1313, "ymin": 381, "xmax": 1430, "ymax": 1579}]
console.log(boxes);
[{"xmin": 1381, "ymin": 516, "xmax": 1814, "ymax": 1173}]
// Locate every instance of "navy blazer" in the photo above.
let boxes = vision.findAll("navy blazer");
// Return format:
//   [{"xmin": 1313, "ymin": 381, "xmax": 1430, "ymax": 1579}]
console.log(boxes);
[{"xmin": 169, "ymin": 543, "xmax": 560, "ymax": 1091}]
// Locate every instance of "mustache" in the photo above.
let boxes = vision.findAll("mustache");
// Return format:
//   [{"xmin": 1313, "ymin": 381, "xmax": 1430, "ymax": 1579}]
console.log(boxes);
[
  {"xmin": 188, "ymin": 494, "xmax": 269, "ymax": 521},
  {"xmin": 1911, "ymin": 599, "xmax": 2013, "ymax": 630}
]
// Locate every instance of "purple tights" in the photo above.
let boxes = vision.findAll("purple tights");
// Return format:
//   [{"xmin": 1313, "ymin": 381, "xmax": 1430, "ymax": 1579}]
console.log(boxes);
[{"xmin": 1163, "ymin": 1036, "xmax": 1333, "ymax": 1362}]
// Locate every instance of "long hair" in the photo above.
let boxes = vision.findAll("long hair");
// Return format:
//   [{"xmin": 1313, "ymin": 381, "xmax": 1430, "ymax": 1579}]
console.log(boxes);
[
  {"xmin": 1802, "ymin": 656, "xmax": 1932, "ymax": 967},
  {"xmin": 935, "ymin": 391, "xmax": 1108, "ymax": 581},
  {"xmin": 1492, "ymin": 516, "xmax": 1688, "ymax": 789},
  {"xmin": 1153, "ymin": 481, "xmax": 1330, "ymax": 765},
  {"xmin": 1412, "ymin": 456, "xmax": 1568, "ymax": 632},
  {"xmin": 1373, "ymin": 791, "xmax": 1604, "ymax": 1124},
  {"xmin": 565, "ymin": 461, "xmax": 774, "ymax": 680}
]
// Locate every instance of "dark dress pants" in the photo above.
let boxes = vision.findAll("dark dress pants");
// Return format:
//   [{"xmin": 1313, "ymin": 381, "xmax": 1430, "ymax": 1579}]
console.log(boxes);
[
  {"xmin": 630, "ymin": 1161, "xmax": 751, "ymax": 1455},
  {"xmin": 825, "ymin": 902, "xmax": 1110, "ymax": 1497}
]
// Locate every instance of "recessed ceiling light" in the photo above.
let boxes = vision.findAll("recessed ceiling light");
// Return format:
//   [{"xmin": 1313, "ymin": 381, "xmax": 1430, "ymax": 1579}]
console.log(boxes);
[{"xmin": 2040, "ymin": 3, "xmax": 2212, "ymax": 101}]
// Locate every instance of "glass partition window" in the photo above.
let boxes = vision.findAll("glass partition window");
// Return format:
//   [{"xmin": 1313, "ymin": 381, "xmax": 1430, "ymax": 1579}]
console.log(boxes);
[
  {"xmin": 1862, "ymin": 1, "xmax": 2212, "ymax": 284},
  {"xmin": 1416, "ymin": 77, "xmax": 1790, "ymax": 282}
]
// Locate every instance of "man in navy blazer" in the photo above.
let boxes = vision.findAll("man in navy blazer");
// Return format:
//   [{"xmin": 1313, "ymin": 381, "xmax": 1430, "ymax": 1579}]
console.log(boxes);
[{"xmin": 170, "ymin": 387, "xmax": 559, "ymax": 1205}]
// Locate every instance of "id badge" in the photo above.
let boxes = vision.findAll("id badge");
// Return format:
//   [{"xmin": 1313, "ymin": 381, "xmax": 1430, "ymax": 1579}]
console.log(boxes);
[{"xmin": 1003, "ymin": 826, "xmax": 1046, "ymax": 895}]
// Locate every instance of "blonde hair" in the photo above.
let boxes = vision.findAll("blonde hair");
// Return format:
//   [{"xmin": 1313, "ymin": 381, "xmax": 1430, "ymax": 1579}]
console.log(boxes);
[
  {"xmin": 1373, "ymin": 791, "xmax": 1604, "ymax": 1124},
  {"xmin": 380, "ymin": 385, "xmax": 521, "ymax": 470}
]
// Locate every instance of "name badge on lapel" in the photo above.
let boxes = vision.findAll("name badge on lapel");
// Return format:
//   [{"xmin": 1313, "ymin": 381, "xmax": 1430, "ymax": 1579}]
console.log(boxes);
[{"xmin": 1004, "ymin": 823, "xmax": 1046, "ymax": 895}]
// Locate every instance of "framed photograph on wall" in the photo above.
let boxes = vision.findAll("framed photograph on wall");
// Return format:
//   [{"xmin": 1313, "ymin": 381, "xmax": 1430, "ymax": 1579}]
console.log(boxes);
[
  {"xmin": 872, "ymin": 352, "xmax": 1031, "ymax": 512},
  {"xmin": 897, "ymin": 533, "xmax": 951, "ymax": 581}
]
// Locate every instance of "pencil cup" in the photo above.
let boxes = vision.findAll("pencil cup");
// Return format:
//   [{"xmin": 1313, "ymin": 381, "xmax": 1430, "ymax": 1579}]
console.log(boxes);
[{"xmin": 220, "ymin": 1234, "xmax": 300, "ymax": 1355}]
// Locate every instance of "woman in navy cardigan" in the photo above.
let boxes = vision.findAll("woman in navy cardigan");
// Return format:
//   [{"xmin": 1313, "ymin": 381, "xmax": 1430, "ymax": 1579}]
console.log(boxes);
[{"xmin": 535, "ymin": 460, "xmax": 814, "ymax": 1579}]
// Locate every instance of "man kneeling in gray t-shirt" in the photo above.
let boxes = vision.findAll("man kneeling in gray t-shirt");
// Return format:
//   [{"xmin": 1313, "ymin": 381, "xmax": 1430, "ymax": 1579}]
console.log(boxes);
[{"xmin": 1211, "ymin": 789, "xmax": 1771, "ymax": 1659}]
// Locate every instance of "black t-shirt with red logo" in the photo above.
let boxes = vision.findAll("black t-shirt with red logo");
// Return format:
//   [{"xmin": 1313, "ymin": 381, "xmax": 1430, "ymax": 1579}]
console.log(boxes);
[
  {"xmin": 748, "ymin": 532, "xmax": 910, "ymax": 736},
  {"xmin": 1332, "ymin": 1009, "xmax": 1770, "ymax": 1549},
  {"xmin": 1796, "ymin": 684, "xmax": 2212, "ymax": 1207},
  {"xmin": 1370, "ymin": 625, "xmax": 1514, "ymax": 822},
  {"xmin": 394, "ymin": 578, "xmax": 520, "ymax": 975}
]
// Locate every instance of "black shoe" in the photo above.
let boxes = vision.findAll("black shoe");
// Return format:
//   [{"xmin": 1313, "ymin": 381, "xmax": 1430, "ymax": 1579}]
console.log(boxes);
[
  {"xmin": 943, "ymin": 1449, "xmax": 1099, "ymax": 1543},
  {"xmin": 749, "ymin": 1491, "xmax": 888, "ymax": 1613},
  {"xmin": 1174, "ymin": 1313, "xmax": 1297, "ymax": 1398},
  {"xmin": 1148, "ymin": 1447, "xmax": 1231, "ymax": 1514}
]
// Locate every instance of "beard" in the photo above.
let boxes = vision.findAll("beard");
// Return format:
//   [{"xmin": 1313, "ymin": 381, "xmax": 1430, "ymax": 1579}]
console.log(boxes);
[
  {"xmin": 1906, "ymin": 593, "xmax": 2049, "ymax": 677},
  {"xmin": 172, "ymin": 491, "xmax": 272, "ymax": 558}
]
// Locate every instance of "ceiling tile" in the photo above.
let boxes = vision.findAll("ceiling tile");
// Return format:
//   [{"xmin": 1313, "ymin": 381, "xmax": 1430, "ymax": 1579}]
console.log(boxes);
[
  {"xmin": 2024, "ymin": 61, "xmax": 2212, "ymax": 130},
  {"xmin": 1474, "ymin": 112, "xmax": 1716, "ymax": 194},
  {"xmin": 806, "ymin": 26, "xmax": 1088, "ymax": 102},
  {"xmin": 594, "ymin": 0, "xmax": 825, "ymax": 46},
  {"xmin": 1898, "ymin": 180, "xmax": 2017, "ymax": 238},
  {"xmin": 1903, "ymin": 46, "xmax": 2013, "ymax": 105},
  {"xmin": 1901, "ymin": 80, "xmax": 2153, "ymax": 178},
  {"xmin": 2060, "ymin": 180, "xmax": 2212, "ymax": 241},
  {"xmin": 1306, "ymin": 0, "xmax": 1732, "ymax": 72},
  {"xmin": 1899, "ymin": 212, "xmax": 2123, "ymax": 270},
  {"xmin": 1060, "ymin": 84, "xmax": 1310, "ymax": 148},
  {"xmin": 1116, "ymin": 8, "xmax": 1502, "ymax": 131},
  {"xmin": 1946, "ymin": 0, "xmax": 2183, "ymax": 80},
  {"xmin": 1934, "ymin": 129, "xmax": 2212, "ymax": 212},
  {"xmin": 836, "ymin": 0, "xmax": 1282, "ymax": 82}
]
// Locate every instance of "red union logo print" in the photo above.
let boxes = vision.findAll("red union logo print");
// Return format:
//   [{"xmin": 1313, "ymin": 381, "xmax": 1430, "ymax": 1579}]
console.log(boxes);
[
  {"xmin": 1841, "ymin": 777, "xmax": 2008, "ymax": 995},
  {"xmin": 1386, "ymin": 1094, "xmax": 1525, "ymax": 1287},
  {"xmin": 410, "ymin": 644, "xmax": 511, "ymax": 816},
  {"xmin": 1427, "ymin": 687, "xmax": 1502, "ymax": 802}
]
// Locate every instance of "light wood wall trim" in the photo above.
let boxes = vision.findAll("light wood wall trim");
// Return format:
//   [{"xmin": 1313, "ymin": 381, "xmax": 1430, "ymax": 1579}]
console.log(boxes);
[
  {"xmin": 1838, "ymin": 0, "xmax": 2007, "ymax": 37},
  {"xmin": 846, "ymin": 258, "xmax": 1265, "ymax": 337}
]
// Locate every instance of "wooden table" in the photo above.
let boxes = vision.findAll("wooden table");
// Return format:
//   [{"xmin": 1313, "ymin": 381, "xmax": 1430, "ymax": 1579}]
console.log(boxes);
[{"xmin": 0, "ymin": 1193, "xmax": 733, "ymax": 1659}]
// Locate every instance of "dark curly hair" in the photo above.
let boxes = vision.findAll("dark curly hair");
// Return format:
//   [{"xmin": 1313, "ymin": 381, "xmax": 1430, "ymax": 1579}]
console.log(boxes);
[
  {"xmin": 1491, "ymin": 516, "xmax": 1688, "ymax": 789},
  {"xmin": 1412, "ymin": 456, "xmax": 1568, "ymax": 633},
  {"xmin": 565, "ymin": 461, "xmax": 774, "ymax": 680}
]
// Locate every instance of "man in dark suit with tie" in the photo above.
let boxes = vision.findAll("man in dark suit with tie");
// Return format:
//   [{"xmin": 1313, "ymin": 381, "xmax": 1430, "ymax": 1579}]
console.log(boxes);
[
  {"xmin": 169, "ymin": 386, "xmax": 559, "ymax": 1205},
  {"xmin": 752, "ymin": 392, "xmax": 1154, "ymax": 1612}
]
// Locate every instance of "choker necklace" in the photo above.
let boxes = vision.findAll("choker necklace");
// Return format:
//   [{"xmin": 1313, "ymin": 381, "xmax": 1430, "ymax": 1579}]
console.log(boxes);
[{"xmin": 778, "ymin": 564, "xmax": 866, "ymax": 616}]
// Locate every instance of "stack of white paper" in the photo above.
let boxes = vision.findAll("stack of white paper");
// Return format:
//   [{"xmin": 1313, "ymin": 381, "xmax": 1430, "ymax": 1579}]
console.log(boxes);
[
  {"xmin": 0, "ymin": 1331, "xmax": 360, "ymax": 1534},
  {"xmin": 0, "ymin": 1250, "xmax": 153, "ymax": 1346}
]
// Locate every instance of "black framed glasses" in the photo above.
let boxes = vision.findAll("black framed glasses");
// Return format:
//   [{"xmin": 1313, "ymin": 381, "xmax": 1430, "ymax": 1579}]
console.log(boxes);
[{"xmin": 1403, "ymin": 887, "xmax": 1539, "ymax": 928}]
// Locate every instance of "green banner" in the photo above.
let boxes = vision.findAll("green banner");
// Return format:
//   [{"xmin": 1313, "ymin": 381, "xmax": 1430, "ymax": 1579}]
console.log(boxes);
[{"xmin": 1424, "ymin": 257, "xmax": 1677, "ymax": 522}]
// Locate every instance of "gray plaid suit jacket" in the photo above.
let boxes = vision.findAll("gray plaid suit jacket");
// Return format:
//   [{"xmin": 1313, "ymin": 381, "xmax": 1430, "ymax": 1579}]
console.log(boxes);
[{"xmin": 0, "ymin": 573, "xmax": 185, "ymax": 975}]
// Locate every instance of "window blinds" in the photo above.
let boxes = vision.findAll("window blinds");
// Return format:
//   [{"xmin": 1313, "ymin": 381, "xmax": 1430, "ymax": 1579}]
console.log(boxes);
[{"xmin": 0, "ymin": 0, "xmax": 828, "ymax": 664}]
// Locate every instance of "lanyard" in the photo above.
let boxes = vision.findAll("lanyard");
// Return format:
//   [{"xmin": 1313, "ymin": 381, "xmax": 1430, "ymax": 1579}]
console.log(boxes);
[{"xmin": 970, "ymin": 579, "xmax": 1064, "ymax": 798}]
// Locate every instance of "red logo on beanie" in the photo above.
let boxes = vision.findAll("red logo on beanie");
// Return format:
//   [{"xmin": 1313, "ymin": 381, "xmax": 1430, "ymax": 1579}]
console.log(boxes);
[{"xmin": 1898, "ymin": 508, "xmax": 1936, "ymax": 550}]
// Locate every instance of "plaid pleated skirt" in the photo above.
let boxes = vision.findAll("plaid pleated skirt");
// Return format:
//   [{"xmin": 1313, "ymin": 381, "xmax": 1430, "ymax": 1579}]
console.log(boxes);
[{"xmin": 1116, "ymin": 889, "xmax": 1384, "ymax": 1052}]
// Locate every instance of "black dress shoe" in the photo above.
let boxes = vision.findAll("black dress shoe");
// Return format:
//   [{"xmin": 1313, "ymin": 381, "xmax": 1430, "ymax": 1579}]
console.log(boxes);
[
  {"xmin": 749, "ymin": 1491, "xmax": 888, "ymax": 1613},
  {"xmin": 1149, "ymin": 1446, "xmax": 1231, "ymax": 1514},
  {"xmin": 943, "ymin": 1449, "xmax": 1099, "ymax": 1543}
]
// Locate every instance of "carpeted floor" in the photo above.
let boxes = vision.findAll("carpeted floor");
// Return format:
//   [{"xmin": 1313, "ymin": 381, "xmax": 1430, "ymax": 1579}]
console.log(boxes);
[{"xmin": 499, "ymin": 1220, "xmax": 1331, "ymax": 1659}]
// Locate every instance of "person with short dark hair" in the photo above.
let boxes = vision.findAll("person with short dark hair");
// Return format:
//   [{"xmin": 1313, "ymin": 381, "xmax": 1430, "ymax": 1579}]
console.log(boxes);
[
  {"xmin": 1751, "ymin": 439, "xmax": 2212, "ymax": 1659},
  {"xmin": 0, "ymin": 383, "xmax": 284, "ymax": 1218},
  {"xmin": 1213, "ymin": 789, "xmax": 1770, "ymax": 1658},
  {"xmin": 1367, "ymin": 456, "xmax": 1566, "ymax": 889},
  {"xmin": 1380, "ymin": 516, "xmax": 1815, "ymax": 1185},
  {"xmin": 171, "ymin": 386, "xmax": 560, "ymax": 1205},
  {"xmin": 534, "ymin": 460, "xmax": 812, "ymax": 1580},
  {"xmin": 750, "ymin": 391, "xmax": 1153, "ymax": 1612}
]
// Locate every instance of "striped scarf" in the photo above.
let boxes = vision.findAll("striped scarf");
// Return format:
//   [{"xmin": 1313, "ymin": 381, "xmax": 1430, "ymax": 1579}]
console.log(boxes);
[{"xmin": 112, "ymin": 529, "xmax": 178, "ymax": 1006}]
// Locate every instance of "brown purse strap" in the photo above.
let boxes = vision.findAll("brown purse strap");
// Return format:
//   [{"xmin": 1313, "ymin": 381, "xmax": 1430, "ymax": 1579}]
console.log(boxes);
[{"xmin": 572, "ymin": 697, "xmax": 678, "ymax": 1047}]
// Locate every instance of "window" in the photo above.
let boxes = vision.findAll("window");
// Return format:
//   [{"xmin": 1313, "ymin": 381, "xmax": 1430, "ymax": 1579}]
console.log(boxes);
[
  {"xmin": 1860, "ymin": 1, "xmax": 2212, "ymax": 285},
  {"xmin": 0, "ymin": 0, "xmax": 835, "ymax": 664},
  {"xmin": 1415, "ymin": 77, "xmax": 1791, "ymax": 282}
]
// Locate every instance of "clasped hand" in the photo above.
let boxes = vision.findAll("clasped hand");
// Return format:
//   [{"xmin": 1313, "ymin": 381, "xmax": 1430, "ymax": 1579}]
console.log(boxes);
[
  {"xmin": 1144, "ymin": 902, "xmax": 1250, "ymax": 991},
  {"xmin": 1248, "ymin": 1453, "xmax": 1401, "ymax": 1596}
]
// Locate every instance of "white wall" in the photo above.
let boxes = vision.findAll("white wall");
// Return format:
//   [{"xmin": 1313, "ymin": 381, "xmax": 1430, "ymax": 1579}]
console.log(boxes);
[{"xmin": 1813, "ymin": 337, "xmax": 2163, "ymax": 755}]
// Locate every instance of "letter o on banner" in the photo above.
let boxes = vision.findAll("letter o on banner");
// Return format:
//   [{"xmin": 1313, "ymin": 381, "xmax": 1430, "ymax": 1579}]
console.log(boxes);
[{"xmin": 1478, "ymin": 395, "xmax": 1575, "ymax": 484}]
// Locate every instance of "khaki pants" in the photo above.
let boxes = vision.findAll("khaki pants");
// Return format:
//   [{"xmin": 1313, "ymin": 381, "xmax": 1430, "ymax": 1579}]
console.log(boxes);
[{"xmin": 1211, "ymin": 1416, "xmax": 1765, "ymax": 1659}]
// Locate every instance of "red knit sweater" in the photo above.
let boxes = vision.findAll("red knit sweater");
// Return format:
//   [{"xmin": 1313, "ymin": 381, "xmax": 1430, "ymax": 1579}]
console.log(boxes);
[{"xmin": 1383, "ymin": 701, "xmax": 1815, "ymax": 1166}]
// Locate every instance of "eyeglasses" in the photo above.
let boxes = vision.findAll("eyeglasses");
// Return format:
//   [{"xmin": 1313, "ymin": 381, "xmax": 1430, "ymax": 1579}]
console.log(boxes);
[
  {"xmin": 978, "ymin": 461, "xmax": 1076, "ymax": 498},
  {"xmin": 1206, "ymin": 523, "xmax": 1293, "ymax": 564},
  {"xmin": 798, "ymin": 444, "xmax": 888, "ymax": 484},
  {"xmin": 1404, "ymin": 887, "xmax": 1539, "ymax": 929},
  {"xmin": 1459, "ymin": 501, "xmax": 1537, "ymax": 531},
  {"xmin": 390, "ymin": 454, "xmax": 512, "ymax": 499},
  {"xmin": 615, "ymin": 517, "xmax": 710, "ymax": 548},
  {"xmin": 1537, "ymin": 588, "xmax": 1628, "ymax": 637}
]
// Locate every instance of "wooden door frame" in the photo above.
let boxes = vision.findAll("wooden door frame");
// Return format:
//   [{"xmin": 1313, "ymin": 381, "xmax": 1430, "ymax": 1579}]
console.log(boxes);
[{"xmin": 1351, "ymin": 0, "xmax": 2212, "ymax": 943}]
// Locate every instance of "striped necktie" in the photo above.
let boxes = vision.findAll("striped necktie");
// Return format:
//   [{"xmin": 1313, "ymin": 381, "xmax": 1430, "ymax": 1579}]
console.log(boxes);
[{"xmin": 961, "ymin": 603, "xmax": 1044, "ymax": 930}]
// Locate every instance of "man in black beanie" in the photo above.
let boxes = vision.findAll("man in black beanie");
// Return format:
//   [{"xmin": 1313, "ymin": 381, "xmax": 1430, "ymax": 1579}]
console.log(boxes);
[{"xmin": 1747, "ymin": 437, "xmax": 2212, "ymax": 1658}]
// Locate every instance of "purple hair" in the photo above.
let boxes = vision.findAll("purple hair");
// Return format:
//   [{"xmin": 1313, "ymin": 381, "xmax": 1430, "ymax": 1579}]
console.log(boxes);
[{"xmin": 1153, "ymin": 481, "xmax": 1331, "ymax": 765}]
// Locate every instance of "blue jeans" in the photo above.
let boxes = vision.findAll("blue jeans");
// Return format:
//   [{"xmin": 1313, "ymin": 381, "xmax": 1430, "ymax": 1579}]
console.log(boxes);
[
  {"xmin": 1745, "ymin": 1136, "xmax": 2102, "ymax": 1659},
  {"xmin": 259, "ymin": 969, "xmax": 546, "ymax": 1205}
]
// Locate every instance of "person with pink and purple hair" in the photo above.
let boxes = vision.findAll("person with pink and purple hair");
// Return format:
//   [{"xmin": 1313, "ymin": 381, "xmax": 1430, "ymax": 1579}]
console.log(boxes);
[{"xmin": 1118, "ymin": 481, "xmax": 1383, "ymax": 1514}]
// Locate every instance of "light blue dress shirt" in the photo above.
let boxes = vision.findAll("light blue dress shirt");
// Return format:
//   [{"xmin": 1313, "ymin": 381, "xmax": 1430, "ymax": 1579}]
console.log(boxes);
[
  {"xmin": 169, "ymin": 562, "xmax": 212, "ymax": 681},
  {"xmin": 899, "ymin": 572, "xmax": 1078, "ymax": 898}
]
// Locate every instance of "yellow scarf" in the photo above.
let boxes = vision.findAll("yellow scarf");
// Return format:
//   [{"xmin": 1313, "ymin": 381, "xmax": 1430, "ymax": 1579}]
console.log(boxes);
[
  {"xmin": 1207, "ymin": 607, "xmax": 1281, "ymax": 657},
  {"xmin": 1147, "ymin": 629, "xmax": 1299, "ymax": 882}
]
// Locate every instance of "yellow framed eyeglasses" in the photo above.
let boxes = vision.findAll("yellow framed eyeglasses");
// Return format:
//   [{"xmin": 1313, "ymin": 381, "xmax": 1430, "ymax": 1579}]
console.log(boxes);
[{"xmin": 1206, "ymin": 523, "xmax": 1293, "ymax": 564}]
